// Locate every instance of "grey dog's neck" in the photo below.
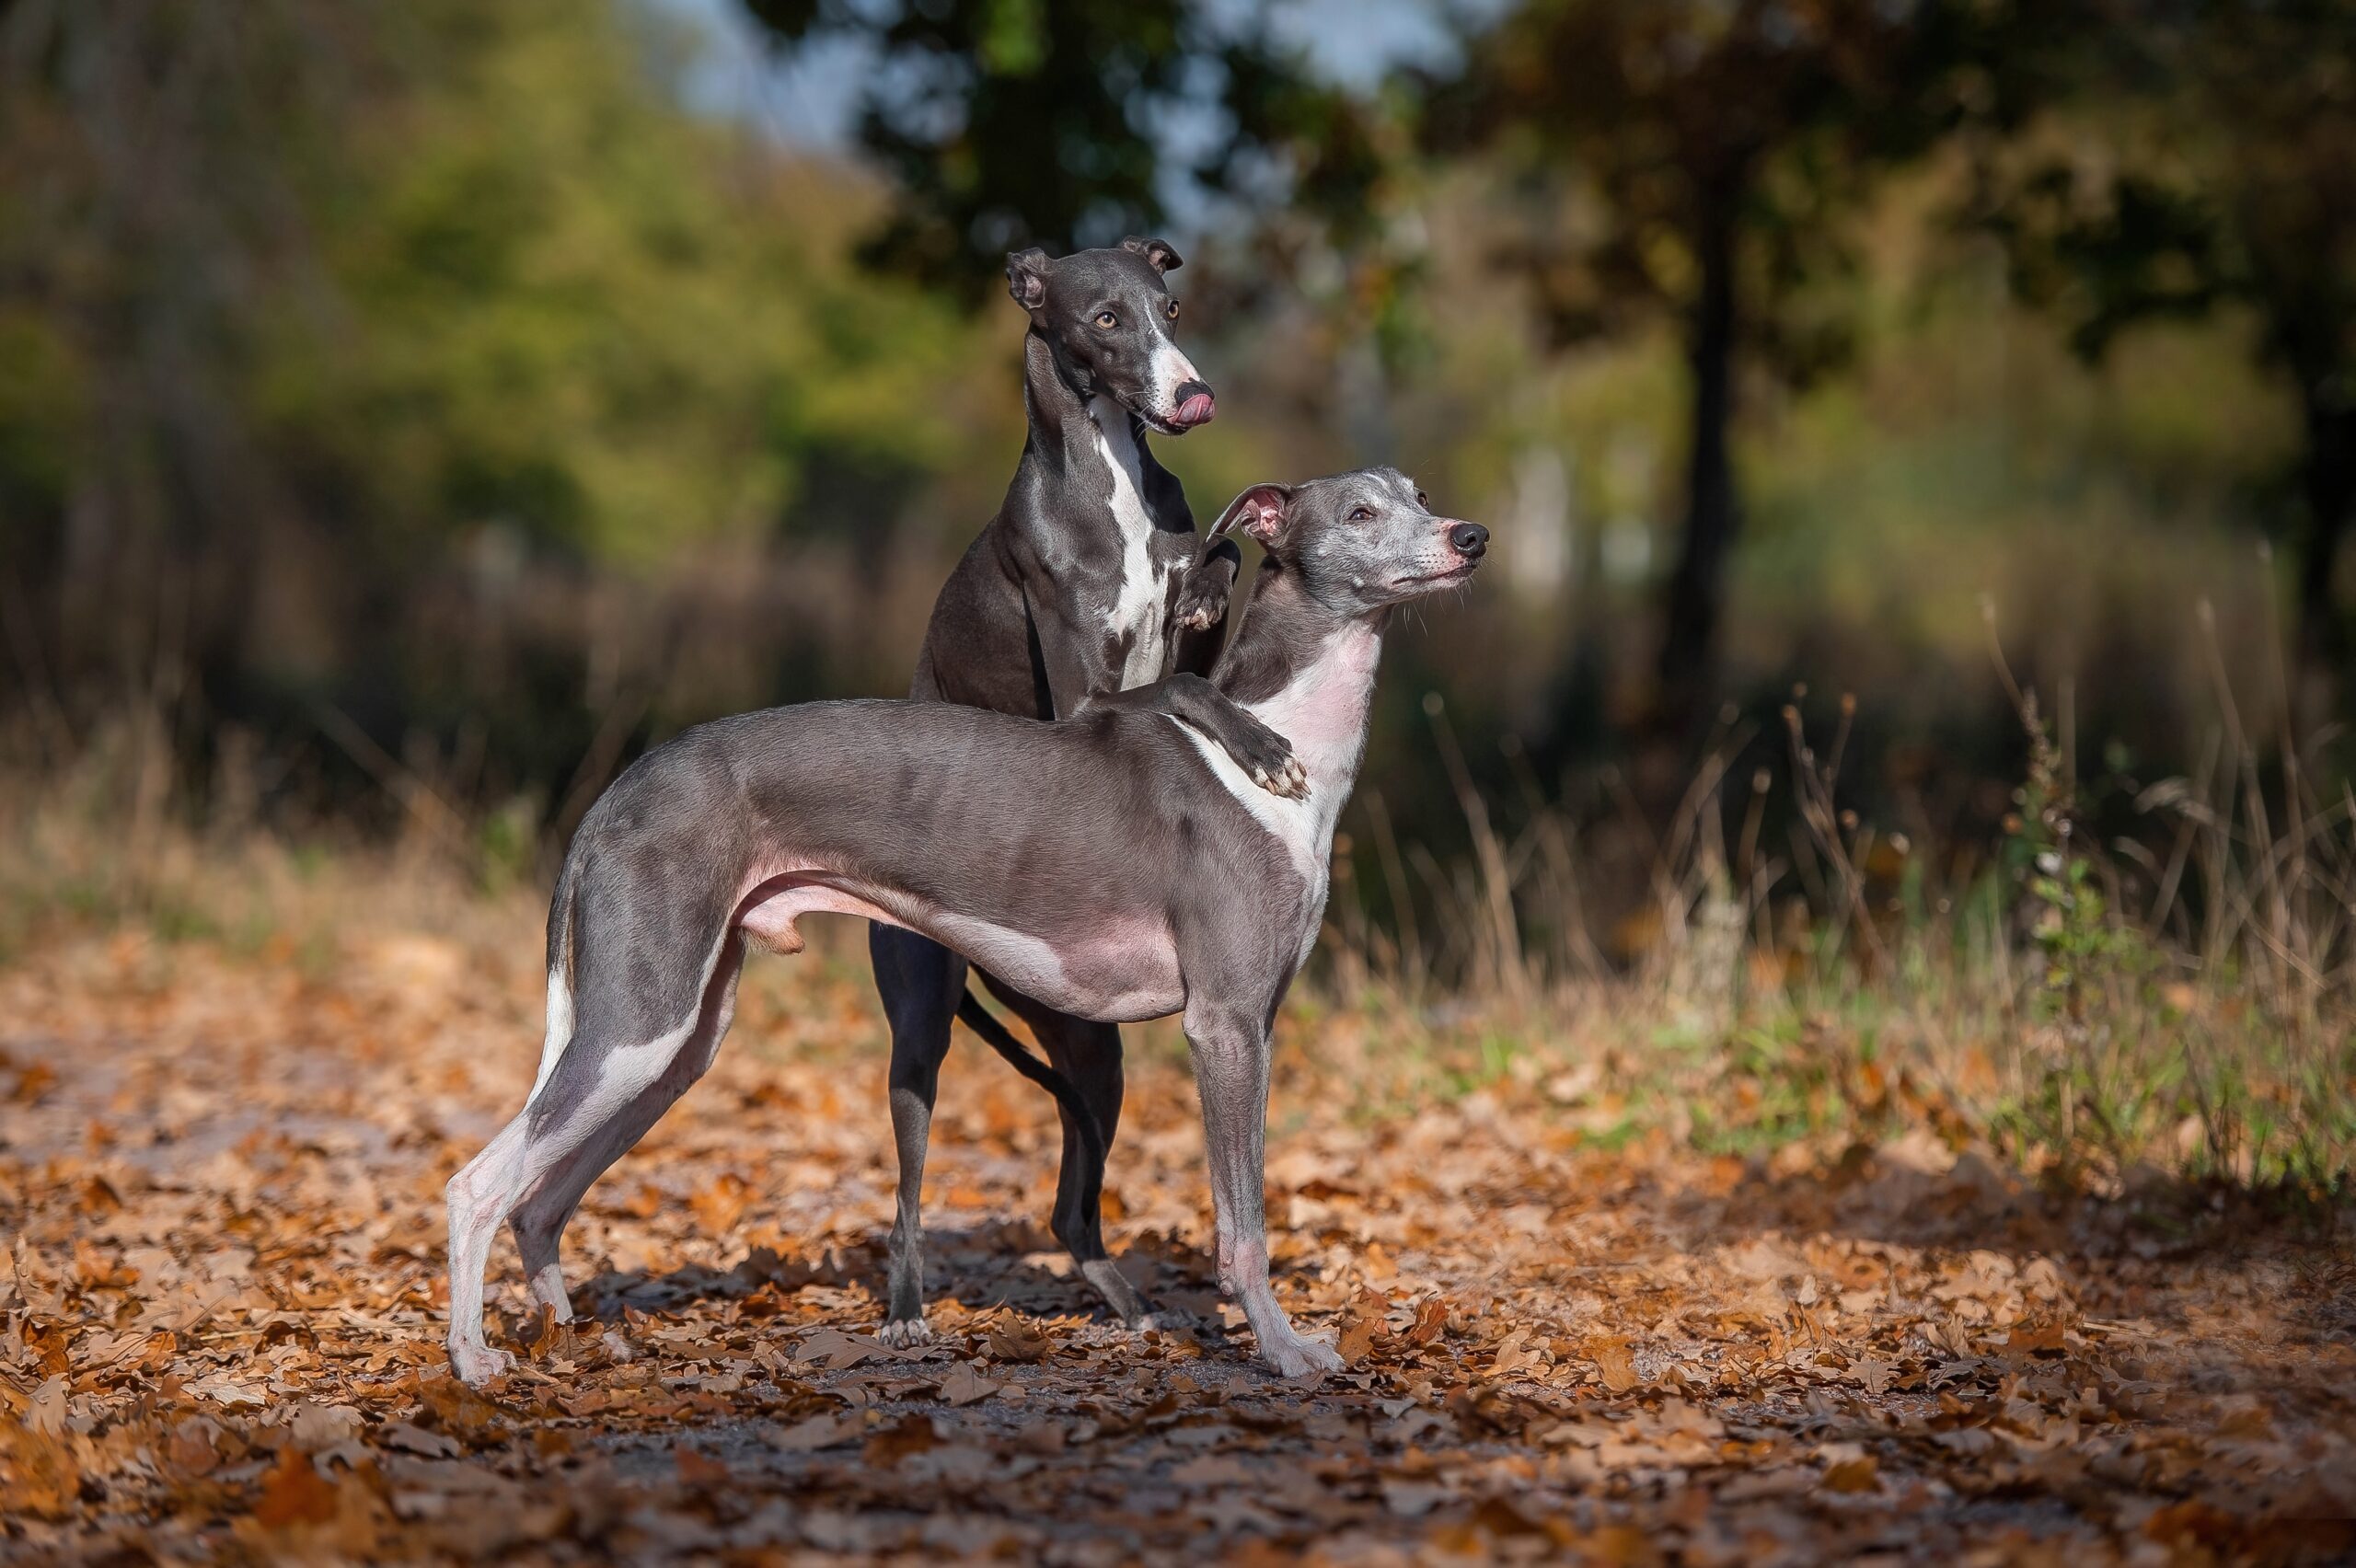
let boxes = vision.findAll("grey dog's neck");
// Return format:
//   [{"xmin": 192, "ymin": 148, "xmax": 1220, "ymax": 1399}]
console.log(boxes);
[
  {"xmin": 1215, "ymin": 562, "xmax": 1384, "ymax": 704},
  {"xmin": 1213, "ymin": 562, "xmax": 1390, "ymax": 799}
]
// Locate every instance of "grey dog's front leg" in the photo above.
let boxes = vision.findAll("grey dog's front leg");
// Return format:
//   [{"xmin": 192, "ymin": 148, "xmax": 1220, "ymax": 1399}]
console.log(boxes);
[{"xmin": 1184, "ymin": 1003, "xmax": 1341, "ymax": 1378}]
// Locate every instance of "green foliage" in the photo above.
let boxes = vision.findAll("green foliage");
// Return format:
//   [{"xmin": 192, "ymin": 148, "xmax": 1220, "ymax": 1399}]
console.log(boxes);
[
  {"xmin": 0, "ymin": 0, "xmax": 1009, "ymax": 592},
  {"xmin": 260, "ymin": 0, "xmax": 995, "ymax": 564}
]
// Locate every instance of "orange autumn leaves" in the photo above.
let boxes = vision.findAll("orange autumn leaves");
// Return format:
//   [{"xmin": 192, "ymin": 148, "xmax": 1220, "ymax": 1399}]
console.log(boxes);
[{"xmin": 4, "ymin": 926, "xmax": 2355, "ymax": 1562}]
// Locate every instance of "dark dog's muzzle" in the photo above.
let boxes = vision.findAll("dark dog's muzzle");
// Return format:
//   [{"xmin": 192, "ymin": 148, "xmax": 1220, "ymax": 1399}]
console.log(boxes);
[{"xmin": 1168, "ymin": 380, "xmax": 1217, "ymax": 430}]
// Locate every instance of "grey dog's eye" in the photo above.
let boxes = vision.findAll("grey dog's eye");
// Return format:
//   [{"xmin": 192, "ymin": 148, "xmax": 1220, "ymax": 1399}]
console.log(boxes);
[
  {"xmin": 1349, "ymin": 505, "xmax": 1374, "ymax": 522},
  {"xmin": 1094, "ymin": 310, "xmax": 1117, "ymax": 329},
  {"xmin": 1165, "ymin": 299, "xmax": 1179, "ymax": 320},
  {"xmin": 1415, "ymin": 490, "xmax": 1428, "ymax": 507}
]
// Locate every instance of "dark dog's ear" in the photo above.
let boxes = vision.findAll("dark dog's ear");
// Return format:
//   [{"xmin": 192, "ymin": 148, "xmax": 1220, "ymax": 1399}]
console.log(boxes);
[
  {"xmin": 1120, "ymin": 235, "xmax": 1184, "ymax": 274},
  {"xmin": 1211, "ymin": 483, "xmax": 1291, "ymax": 546},
  {"xmin": 1006, "ymin": 248, "xmax": 1050, "ymax": 311}
]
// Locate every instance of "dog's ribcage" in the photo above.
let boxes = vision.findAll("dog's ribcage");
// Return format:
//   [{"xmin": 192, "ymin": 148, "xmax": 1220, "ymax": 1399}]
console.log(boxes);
[{"xmin": 1087, "ymin": 398, "xmax": 1177, "ymax": 690}]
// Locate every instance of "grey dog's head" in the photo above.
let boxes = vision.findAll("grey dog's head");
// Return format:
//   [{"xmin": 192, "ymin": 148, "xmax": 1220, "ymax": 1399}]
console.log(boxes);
[
  {"xmin": 1212, "ymin": 467, "xmax": 1489, "ymax": 617},
  {"xmin": 1005, "ymin": 239, "xmax": 1215, "ymax": 434}
]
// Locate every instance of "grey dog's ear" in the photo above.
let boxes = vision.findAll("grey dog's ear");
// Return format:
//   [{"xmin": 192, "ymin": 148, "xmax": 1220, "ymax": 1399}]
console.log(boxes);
[
  {"xmin": 1120, "ymin": 235, "xmax": 1183, "ymax": 274},
  {"xmin": 1006, "ymin": 248, "xmax": 1051, "ymax": 311},
  {"xmin": 1211, "ymin": 483, "xmax": 1291, "ymax": 545}
]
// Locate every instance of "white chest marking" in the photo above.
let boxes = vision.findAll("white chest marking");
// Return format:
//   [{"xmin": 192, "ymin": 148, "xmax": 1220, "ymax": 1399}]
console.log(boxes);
[
  {"xmin": 1172, "ymin": 623, "xmax": 1382, "ymax": 973},
  {"xmin": 1087, "ymin": 396, "xmax": 1172, "ymax": 689}
]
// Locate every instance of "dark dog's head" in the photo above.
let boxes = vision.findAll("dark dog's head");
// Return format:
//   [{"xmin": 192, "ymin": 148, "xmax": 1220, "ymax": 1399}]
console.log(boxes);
[
  {"xmin": 1006, "ymin": 238, "xmax": 1215, "ymax": 433},
  {"xmin": 1213, "ymin": 467, "xmax": 1488, "ymax": 617}
]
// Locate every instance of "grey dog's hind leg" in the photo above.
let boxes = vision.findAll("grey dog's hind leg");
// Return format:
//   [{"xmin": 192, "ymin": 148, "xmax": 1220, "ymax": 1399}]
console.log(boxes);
[
  {"xmin": 445, "ymin": 904, "xmax": 744, "ymax": 1387},
  {"xmin": 977, "ymin": 975, "xmax": 1149, "ymax": 1327},
  {"xmin": 506, "ymin": 934, "xmax": 744, "ymax": 1324},
  {"xmin": 872, "ymin": 921, "xmax": 965, "ymax": 1346}
]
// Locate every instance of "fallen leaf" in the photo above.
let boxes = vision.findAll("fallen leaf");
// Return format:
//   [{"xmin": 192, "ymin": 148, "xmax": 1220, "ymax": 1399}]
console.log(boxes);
[
  {"xmin": 863, "ymin": 1413, "xmax": 942, "ymax": 1467},
  {"xmin": 768, "ymin": 1412, "xmax": 861, "ymax": 1452},
  {"xmin": 936, "ymin": 1361, "xmax": 1002, "ymax": 1407},
  {"xmin": 1587, "ymin": 1337, "xmax": 1641, "ymax": 1394},
  {"xmin": 253, "ymin": 1447, "xmax": 340, "ymax": 1528},
  {"xmin": 795, "ymin": 1328, "xmax": 882, "ymax": 1370},
  {"xmin": 986, "ymin": 1320, "xmax": 1053, "ymax": 1364}
]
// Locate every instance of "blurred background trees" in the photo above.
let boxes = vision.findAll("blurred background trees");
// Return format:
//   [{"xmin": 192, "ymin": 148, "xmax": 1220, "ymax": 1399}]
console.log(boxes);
[
  {"xmin": 1972, "ymin": 0, "xmax": 2356, "ymax": 709},
  {"xmin": 1419, "ymin": 0, "xmax": 2076, "ymax": 726},
  {"xmin": 1, "ymin": 0, "xmax": 2350, "ymax": 950}
]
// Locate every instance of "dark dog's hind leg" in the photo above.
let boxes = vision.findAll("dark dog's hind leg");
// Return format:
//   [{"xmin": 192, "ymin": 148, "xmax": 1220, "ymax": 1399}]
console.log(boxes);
[
  {"xmin": 872, "ymin": 921, "xmax": 965, "ymax": 1346},
  {"xmin": 976, "ymin": 976, "xmax": 1150, "ymax": 1327}
]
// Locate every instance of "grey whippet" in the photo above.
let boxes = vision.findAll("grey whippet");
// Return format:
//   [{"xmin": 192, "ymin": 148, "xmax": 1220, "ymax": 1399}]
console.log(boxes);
[
  {"xmin": 443, "ymin": 468, "xmax": 1488, "ymax": 1383},
  {"xmin": 872, "ymin": 237, "xmax": 1303, "ymax": 1347}
]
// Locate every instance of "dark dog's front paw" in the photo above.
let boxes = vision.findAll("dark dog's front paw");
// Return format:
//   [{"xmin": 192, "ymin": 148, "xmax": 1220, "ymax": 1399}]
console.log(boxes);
[
  {"xmin": 1230, "ymin": 718, "xmax": 1308, "ymax": 800},
  {"xmin": 1172, "ymin": 567, "xmax": 1232, "ymax": 633}
]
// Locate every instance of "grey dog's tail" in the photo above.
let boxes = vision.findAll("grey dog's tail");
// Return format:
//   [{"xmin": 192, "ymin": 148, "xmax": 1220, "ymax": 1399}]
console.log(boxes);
[{"xmin": 954, "ymin": 987, "xmax": 1106, "ymax": 1168}]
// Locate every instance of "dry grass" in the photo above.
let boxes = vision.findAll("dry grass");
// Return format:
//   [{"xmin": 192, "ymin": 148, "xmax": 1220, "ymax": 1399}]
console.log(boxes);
[{"xmin": 6, "ymin": 628, "xmax": 2353, "ymax": 1206}]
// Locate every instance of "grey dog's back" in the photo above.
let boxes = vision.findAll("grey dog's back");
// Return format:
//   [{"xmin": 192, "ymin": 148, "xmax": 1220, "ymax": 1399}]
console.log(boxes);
[{"xmin": 566, "ymin": 698, "xmax": 1242, "ymax": 949}]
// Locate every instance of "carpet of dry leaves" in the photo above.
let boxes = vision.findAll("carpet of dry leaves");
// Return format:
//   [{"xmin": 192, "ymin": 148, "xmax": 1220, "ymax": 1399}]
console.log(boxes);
[{"xmin": 5, "ymin": 917, "xmax": 2355, "ymax": 1565}]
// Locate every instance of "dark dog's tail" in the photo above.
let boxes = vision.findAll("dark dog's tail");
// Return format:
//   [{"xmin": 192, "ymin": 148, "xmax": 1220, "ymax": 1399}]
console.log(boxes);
[{"xmin": 954, "ymin": 987, "xmax": 1106, "ymax": 1167}]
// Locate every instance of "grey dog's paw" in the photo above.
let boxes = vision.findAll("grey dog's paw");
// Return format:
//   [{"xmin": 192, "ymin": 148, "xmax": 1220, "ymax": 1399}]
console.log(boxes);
[
  {"xmin": 1263, "ymin": 1331, "xmax": 1344, "ymax": 1379},
  {"xmin": 447, "ymin": 1341, "xmax": 515, "ymax": 1388}
]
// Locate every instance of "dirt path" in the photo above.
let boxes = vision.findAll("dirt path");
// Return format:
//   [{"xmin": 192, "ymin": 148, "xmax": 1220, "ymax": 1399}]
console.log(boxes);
[{"xmin": 3, "ymin": 931, "xmax": 2352, "ymax": 1563}]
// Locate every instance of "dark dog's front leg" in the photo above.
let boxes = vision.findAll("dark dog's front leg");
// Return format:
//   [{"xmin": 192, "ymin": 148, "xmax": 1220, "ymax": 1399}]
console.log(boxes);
[
  {"xmin": 1171, "ymin": 536, "xmax": 1242, "ymax": 641},
  {"xmin": 977, "ymin": 976, "xmax": 1152, "ymax": 1328},
  {"xmin": 1079, "ymin": 674, "xmax": 1306, "ymax": 799},
  {"xmin": 872, "ymin": 923, "xmax": 966, "ymax": 1346},
  {"xmin": 1184, "ymin": 1001, "xmax": 1341, "ymax": 1378}
]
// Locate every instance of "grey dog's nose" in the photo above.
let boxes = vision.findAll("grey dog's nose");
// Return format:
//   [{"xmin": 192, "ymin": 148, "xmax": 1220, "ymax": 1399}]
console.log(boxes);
[{"xmin": 1449, "ymin": 522, "xmax": 1488, "ymax": 558}]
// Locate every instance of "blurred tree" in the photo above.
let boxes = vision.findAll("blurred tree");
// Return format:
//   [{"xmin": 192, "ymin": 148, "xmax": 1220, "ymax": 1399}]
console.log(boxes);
[
  {"xmin": 1974, "ymin": 0, "xmax": 2356, "ymax": 696},
  {"xmin": 737, "ymin": 0, "xmax": 1381, "ymax": 293},
  {"xmin": 1420, "ymin": 0, "xmax": 2067, "ymax": 729},
  {"xmin": 0, "ymin": 0, "xmax": 994, "ymax": 691},
  {"xmin": 0, "ymin": 0, "xmax": 1022, "ymax": 813}
]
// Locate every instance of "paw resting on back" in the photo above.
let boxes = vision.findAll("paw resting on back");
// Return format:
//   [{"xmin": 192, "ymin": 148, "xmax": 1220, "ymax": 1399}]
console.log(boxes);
[{"xmin": 1231, "ymin": 716, "xmax": 1309, "ymax": 800}]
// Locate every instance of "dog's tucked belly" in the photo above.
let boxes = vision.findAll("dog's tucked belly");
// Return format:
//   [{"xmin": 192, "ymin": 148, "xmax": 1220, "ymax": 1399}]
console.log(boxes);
[{"xmin": 734, "ymin": 870, "xmax": 1184, "ymax": 1023}]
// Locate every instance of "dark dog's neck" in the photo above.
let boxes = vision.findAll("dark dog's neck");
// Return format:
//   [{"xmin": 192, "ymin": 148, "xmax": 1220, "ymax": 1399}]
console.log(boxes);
[
  {"xmin": 1215, "ymin": 561, "xmax": 1390, "ymax": 797},
  {"xmin": 1021, "ymin": 329, "xmax": 1140, "ymax": 462}
]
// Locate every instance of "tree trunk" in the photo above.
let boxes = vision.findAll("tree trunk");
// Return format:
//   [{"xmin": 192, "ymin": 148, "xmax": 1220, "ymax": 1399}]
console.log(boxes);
[
  {"xmin": 1657, "ymin": 181, "xmax": 1742, "ymax": 732},
  {"xmin": 2295, "ymin": 385, "xmax": 2354, "ymax": 685}
]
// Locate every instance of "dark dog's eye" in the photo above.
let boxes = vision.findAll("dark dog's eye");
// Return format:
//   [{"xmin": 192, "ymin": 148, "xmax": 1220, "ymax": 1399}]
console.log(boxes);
[
  {"xmin": 1349, "ymin": 505, "xmax": 1374, "ymax": 522},
  {"xmin": 1094, "ymin": 310, "xmax": 1117, "ymax": 329},
  {"xmin": 1415, "ymin": 490, "xmax": 1428, "ymax": 507},
  {"xmin": 1165, "ymin": 299, "xmax": 1180, "ymax": 321}
]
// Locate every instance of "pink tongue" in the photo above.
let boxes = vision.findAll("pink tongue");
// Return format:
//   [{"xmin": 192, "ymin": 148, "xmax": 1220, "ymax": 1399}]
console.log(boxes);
[{"xmin": 1174, "ymin": 391, "xmax": 1216, "ymax": 427}]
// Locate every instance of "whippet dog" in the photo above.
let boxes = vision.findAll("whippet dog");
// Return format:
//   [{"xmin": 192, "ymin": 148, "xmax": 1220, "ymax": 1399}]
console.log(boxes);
[
  {"xmin": 875, "ymin": 238, "xmax": 1300, "ymax": 1346},
  {"xmin": 443, "ymin": 468, "xmax": 1488, "ymax": 1383}
]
